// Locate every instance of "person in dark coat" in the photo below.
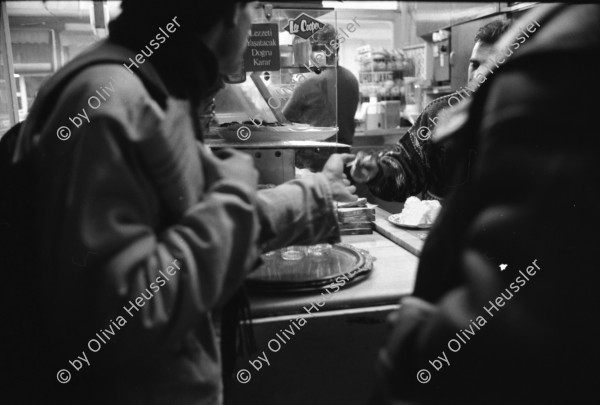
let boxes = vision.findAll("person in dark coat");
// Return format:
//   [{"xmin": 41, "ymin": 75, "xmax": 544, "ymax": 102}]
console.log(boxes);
[
  {"xmin": 370, "ymin": 4, "xmax": 600, "ymax": 404},
  {"xmin": 1, "ymin": 1, "xmax": 356, "ymax": 404}
]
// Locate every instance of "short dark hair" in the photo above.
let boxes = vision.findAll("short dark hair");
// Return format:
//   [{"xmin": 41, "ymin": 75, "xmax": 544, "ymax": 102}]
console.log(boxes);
[
  {"xmin": 310, "ymin": 23, "xmax": 339, "ymax": 64},
  {"xmin": 474, "ymin": 20, "xmax": 511, "ymax": 46},
  {"xmin": 311, "ymin": 23, "xmax": 337, "ymax": 45}
]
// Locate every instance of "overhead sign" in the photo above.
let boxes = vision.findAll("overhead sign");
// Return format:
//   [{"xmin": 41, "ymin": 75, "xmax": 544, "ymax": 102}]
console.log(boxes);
[
  {"xmin": 244, "ymin": 23, "xmax": 280, "ymax": 72},
  {"xmin": 284, "ymin": 12, "xmax": 325, "ymax": 40}
]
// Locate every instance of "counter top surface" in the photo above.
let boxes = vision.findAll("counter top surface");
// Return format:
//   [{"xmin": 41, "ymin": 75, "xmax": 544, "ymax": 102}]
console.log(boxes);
[
  {"xmin": 372, "ymin": 207, "xmax": 428, "ymax": 257},
  {"xmin": 248, "ymin": 208, "xmax": 428, "ymax": 318}
]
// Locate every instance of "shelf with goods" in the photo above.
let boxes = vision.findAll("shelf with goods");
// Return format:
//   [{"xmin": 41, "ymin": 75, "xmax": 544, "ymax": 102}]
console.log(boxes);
[
  {"xmin": 359, "ymin": 71, "xmax": 400, "ymax": 102},
  {"xmin": 355, "ymin": 45, "xmax": 416, "ymax": 131},
  {"xmin": 356, "ymin": 45, "xmax": 415, "ymax": 103}
]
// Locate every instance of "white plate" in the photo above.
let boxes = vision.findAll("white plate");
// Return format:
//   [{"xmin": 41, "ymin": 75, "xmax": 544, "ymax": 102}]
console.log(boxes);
[
  {"xmin": 215, "ymin": 125, "xmax": 338, "ymax": 143},
  {"xmin": 387, "ymin": 213, "xmax": 432, "ymax": 229}
]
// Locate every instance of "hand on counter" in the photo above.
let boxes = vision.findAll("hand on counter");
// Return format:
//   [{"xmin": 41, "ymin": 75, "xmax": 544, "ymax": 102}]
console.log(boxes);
[
  {"xmin": 350, "ymin": 151, "xmax": 379, "ymax": 183},
  {"xmin": 322, "ymin": 153, "xmax": 358, "ymax": 202}
]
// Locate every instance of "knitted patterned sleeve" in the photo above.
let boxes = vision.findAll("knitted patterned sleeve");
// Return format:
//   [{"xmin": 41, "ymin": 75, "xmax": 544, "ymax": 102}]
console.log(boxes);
[{"xmin": 366, "ymin": 94, "xmax": 454, "ymax": 202}]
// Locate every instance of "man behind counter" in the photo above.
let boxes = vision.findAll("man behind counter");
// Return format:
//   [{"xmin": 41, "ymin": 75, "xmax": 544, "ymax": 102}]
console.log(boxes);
[
  {"xmin": 283, "ymin": 23, "xmax": 360, "ymax": 147},
  {"xmin": 350, "ymin": 19, "xmax": 510, "ymax": 202},
  {"xmin": 3, "ymin": 1, "xmax": 357, "ymax": 404}
]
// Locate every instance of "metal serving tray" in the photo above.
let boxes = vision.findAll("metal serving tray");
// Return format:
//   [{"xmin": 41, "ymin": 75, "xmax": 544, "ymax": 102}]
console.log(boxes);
[{"xmin": 247, "ymin": 243, "xmax": 374, "ymax": 293}]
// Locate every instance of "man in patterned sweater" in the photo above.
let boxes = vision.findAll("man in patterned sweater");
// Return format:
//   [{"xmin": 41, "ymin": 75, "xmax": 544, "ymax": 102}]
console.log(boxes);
[{"xmin": 350, "ymin": 19, "xmax": 510, "ymax": 202}]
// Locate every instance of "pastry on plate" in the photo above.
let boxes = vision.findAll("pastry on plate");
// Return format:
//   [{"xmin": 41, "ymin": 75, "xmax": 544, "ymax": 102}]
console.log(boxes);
[{"xmin": 391, "ymin": 196, "xmax": 441, "ymax": 227}]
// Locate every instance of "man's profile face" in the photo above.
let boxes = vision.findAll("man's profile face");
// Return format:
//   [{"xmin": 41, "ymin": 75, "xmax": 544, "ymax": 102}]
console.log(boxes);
[{"xmin": 468, "ymin": 41, "xmax": 495, "ymax": 87}]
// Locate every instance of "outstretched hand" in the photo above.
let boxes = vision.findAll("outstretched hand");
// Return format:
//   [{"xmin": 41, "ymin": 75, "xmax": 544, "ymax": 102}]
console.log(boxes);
[
  {"xmin": 349, "ymin": 151, "xmax": 379, "ymax": 184},
  {"xmin": 322, "ymin": 153, "xmax": 358, "ymax": 202}
]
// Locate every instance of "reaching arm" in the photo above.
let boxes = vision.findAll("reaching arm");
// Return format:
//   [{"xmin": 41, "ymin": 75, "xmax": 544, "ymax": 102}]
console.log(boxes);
[{"xmin": 353, "ymin": 97, "xmax": 452, "ymax": 202}]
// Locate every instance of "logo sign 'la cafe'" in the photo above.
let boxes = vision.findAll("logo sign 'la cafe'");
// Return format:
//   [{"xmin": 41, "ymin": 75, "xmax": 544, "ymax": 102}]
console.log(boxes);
[{"xmin": 284, "ymin": 13, "xmax": 325, "ymax": 40}]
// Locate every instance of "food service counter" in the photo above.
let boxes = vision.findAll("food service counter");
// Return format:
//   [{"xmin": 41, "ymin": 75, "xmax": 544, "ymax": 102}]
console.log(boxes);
[
  {"xmin": 228, "ymin": 208, "xmax": 427, "ymax": 405},
  {"xmin": 248, "ymin": 207, "xmax": 425, "ymax": 318}
]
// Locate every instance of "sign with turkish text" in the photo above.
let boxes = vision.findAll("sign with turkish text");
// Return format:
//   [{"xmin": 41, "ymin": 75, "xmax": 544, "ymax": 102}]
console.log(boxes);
[{"xmin": 244, "ymin": 23, "xmax": 280, "ymax": 72}]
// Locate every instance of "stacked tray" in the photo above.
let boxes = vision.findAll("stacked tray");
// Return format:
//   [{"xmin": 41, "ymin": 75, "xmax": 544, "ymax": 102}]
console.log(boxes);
[{"xmin": 247, "ymin": 243, "xmax": 374, "ymax": 293}]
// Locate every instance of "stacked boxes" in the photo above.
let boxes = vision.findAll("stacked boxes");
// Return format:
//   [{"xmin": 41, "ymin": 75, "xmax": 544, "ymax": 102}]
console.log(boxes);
[{"xmin": 337, "ymin": 198, "xmax": 376, "ymax": 235}]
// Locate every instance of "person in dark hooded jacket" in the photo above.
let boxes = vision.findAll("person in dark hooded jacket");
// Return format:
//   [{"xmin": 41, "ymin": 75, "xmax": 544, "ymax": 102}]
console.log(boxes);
[{"xmin": 370, "ymin": 4, "xmax": 600, "ymax": 404}]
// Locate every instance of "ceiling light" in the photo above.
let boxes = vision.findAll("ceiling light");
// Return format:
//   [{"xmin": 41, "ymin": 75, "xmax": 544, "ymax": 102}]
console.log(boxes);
[{"xmin": 322, "ymin": 1, "xmax": 399, "ymax": 10}]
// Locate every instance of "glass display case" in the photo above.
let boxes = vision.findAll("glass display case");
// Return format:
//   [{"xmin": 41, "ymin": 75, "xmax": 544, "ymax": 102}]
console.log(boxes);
[{"xmin": 207, "ymin": 3, "xmax": 347, "ymax": 185}]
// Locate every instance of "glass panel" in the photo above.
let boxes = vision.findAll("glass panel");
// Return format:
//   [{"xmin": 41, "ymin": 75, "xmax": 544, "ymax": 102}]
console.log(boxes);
[
  {"xmin": 1, "ymin": 2, "xmax": 17, "ymax": 137},
  {"xmin": 0, "ymin": 47, "xmax": 13, "ymax": 137},
  {"xmin": 213, "ymin": 5, "xmax": 339, "ymax": 146}
]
